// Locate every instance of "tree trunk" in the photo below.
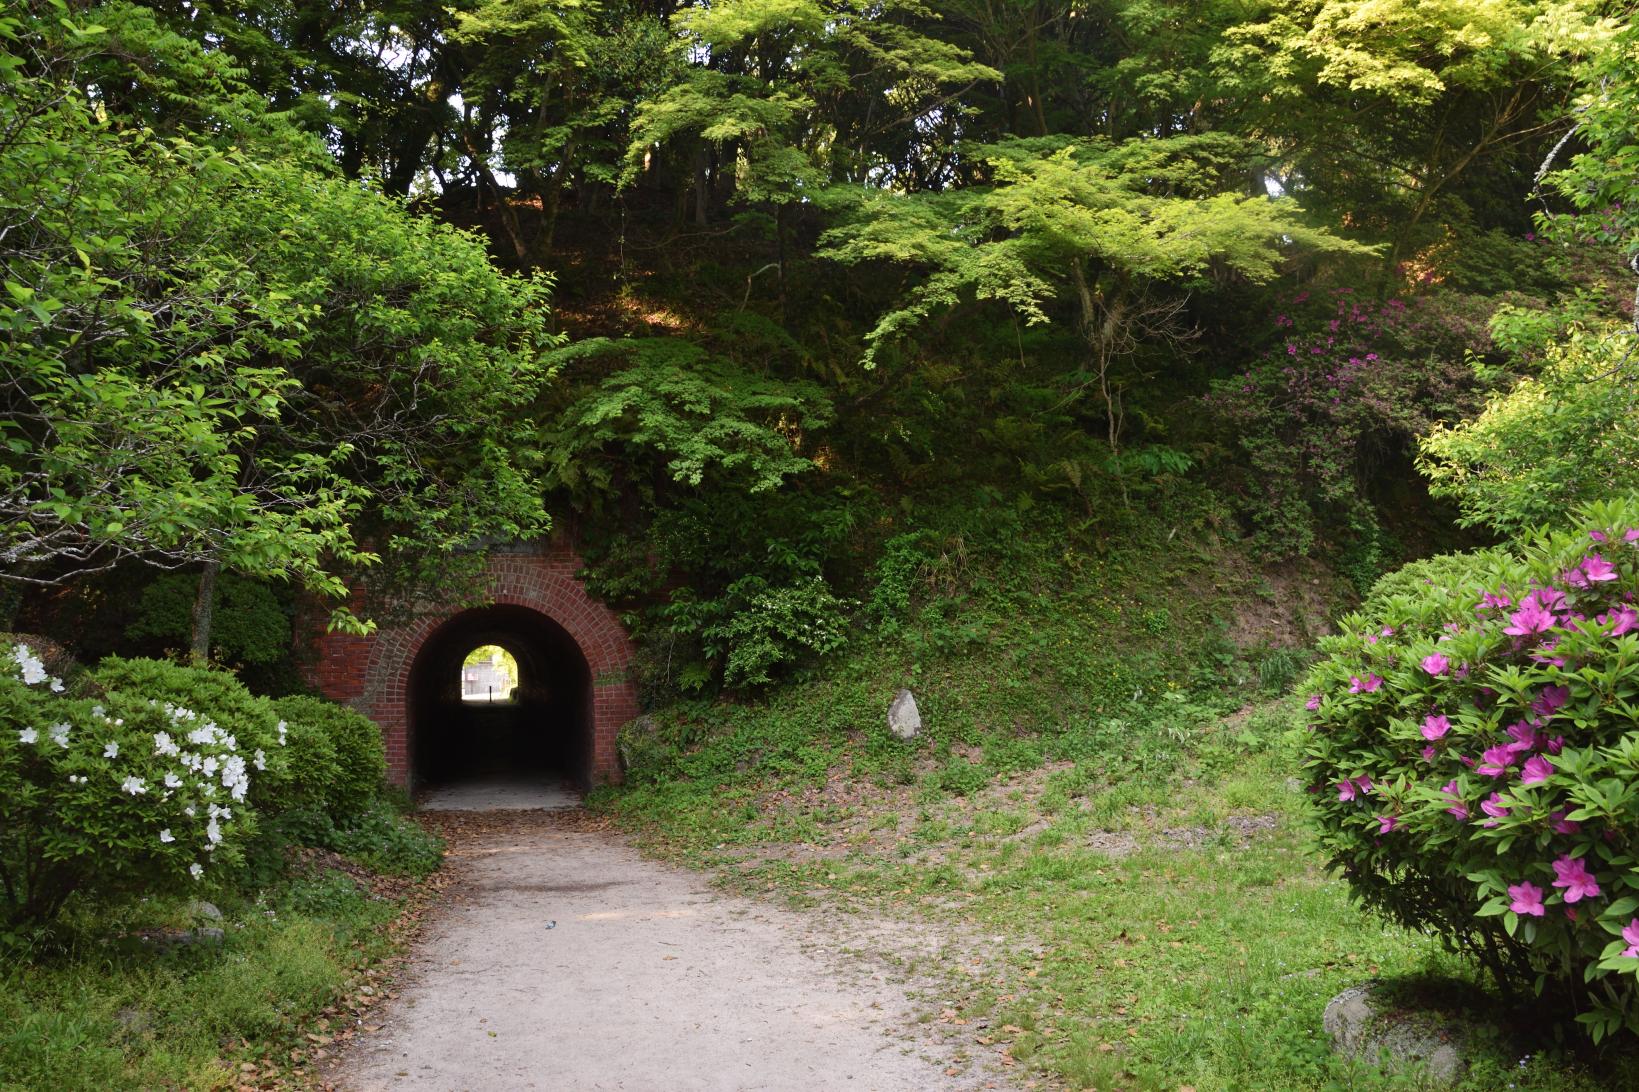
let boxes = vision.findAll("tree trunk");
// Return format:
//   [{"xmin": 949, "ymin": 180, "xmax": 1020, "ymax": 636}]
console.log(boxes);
[{"xmin": 190, "ymin": 560, "xmax": 220, "ymax": 666}]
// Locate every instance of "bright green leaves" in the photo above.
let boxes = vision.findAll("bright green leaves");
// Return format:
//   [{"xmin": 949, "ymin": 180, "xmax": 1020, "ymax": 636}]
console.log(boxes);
[
  {"xmin": 543, "ymin": 337, "xmax": 832, "ymax": 499},
  {"xmin": 0, "ymin": 8, "xmax": 557, "ymax": 608},
  {"xmin": 821, "ymin": 135, "xmax": 1371, "ymax": 366},
  {"xmin": 1419, "ymin": 325, "xmax": 1639, "ymax": 537},
  {"xmin": 627, "ymin": 0, "xmax": 998, "ymax": 203}
]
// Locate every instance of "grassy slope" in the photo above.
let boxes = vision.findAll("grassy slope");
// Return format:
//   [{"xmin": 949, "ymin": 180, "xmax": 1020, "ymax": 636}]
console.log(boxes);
[{"xmin": 596, "ymin": 501, "xmax": 1638, "ymax": 1090}]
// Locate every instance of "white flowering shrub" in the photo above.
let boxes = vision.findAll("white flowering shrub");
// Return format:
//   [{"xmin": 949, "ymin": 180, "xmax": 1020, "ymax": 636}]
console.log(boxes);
[
  {"xmin": 90, "ymin": 657, "xmax": 293, "ymax": 813},
  {"xmin": 0, "ymin": 644, "xmax": 264, "ymax": 926}
]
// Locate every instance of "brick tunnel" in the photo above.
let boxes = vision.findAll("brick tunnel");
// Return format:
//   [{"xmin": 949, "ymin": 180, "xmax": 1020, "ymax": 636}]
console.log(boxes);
[{"xmin": 305, "ymin": 542, "xmax": 638, "ymax": 789}]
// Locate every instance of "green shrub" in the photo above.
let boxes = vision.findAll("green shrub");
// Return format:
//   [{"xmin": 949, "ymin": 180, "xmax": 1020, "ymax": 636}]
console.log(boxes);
[
  {"xmin": 665, "ymin": 574, "xmax": 854, "ymax": 689},
  {"xmin": 0, "ymin": 644, "xmax": 260, "ymax": 927},
  {"xmin": 1299, "ymin": 496, "xmax": 1639, "ymax": 1040},
  {"xmin": 270, "ymin": 695, "xmax": 386, "ymax": 821}
]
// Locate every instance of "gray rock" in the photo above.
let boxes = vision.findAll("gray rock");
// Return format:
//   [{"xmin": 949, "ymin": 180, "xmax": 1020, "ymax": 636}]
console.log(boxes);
[
  {"xmin": 887, "ymin": 689, "xmax": 921, "ymax": 740},
  {"xmin": 186, "ymin": 899, "xmax": 223, "ymax": 922},
  {"xmin": 1324, "ymin": 983, "xmax": 1469, "ymax": 1085},
  {"xmin": 139, "ymin": 926, "xmax": 226, "ymax": 954},
  {"xmin": 114, "ymin": 1007, "xmax": 151, "ymax": 1035},
  {"xmin": 617, "ymin": 715, "xmax": 658, "ymax": 773}
]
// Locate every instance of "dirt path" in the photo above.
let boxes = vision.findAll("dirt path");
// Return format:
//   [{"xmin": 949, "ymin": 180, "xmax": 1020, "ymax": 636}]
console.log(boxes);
[{"xmin": 332, "ymin": 812, "xmax": 1008, "ymax": 1092}]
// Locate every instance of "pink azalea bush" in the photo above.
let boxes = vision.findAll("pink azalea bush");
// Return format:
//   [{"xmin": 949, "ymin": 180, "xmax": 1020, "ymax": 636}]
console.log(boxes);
[{"xmin": 1301, "ymin": 497, "xmax": 1639, "ymax": 1041}]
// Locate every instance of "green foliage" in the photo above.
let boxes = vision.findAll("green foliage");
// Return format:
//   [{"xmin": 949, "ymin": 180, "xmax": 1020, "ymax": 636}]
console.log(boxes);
[
  {"xmin": 1420, "ymin": 325, "xmax": 1639, "ymax": 538},
  {"xmin": 543, "ymin": 337, "xmax": 831, "ymax": 500},
  {"xmin": 270, "ymin": 695, "xmax": 387, "ymax": 823},
  {"xmin": 326, "ymin": 802, "xmax": 444, "ymax": 878},
  {"xmin": 664, "ymin": 575, "xmax": 855, "ymax": 690},
  {"xmin": 820, "ymin": 133, "xmax": 1372, "ymax": 366},
  {"xmin": 0, "ymin": 643, "xmax": 261, "ymax": 928},
  {"xmin": 125, "ymin": 573, "xmax": 291, "ymax": 666},
  {"xmin": 1299, "ymin": 497, "xmax": 1639, "ymax": 1039},
  {"xmin": 0, "ymin": 4, "xmax": 556, "ymax": 609}
]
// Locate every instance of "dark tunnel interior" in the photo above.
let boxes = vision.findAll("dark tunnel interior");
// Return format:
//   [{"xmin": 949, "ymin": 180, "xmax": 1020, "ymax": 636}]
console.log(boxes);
[{"xmin": 408, "ymin": 604, "xmax": 592, "ymax": 788}]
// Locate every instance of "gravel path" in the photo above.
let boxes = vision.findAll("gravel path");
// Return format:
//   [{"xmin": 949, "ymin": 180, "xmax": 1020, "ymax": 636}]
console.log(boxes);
[{"xmin": 332, "ymin": 812, "xmax": 998, "ymax": 1092}]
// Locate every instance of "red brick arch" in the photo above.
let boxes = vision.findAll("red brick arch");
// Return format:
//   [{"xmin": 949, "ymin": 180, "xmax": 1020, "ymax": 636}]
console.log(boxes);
[{"xmin": 306, "ymin": 541, "xmax": 637, "ymax": 787}]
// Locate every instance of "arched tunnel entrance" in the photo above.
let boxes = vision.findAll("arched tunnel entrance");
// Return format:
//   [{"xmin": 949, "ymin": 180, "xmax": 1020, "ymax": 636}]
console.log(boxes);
[{"xmin": 408, "ymin": 604, "xmax": 593, "ymax": 788}]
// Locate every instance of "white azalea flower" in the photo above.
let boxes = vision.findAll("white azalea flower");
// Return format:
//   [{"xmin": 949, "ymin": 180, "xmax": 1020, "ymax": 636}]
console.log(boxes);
[
  {"xmin": 206, "ymin": 818, "xmax": 222, "ymax": 844},
  {"xmin": 159, "ymin": 829, "xmax": 174, "ymax": 844},
  {"xmin": 121, "ymin": 775, "xmax": 147, "ymax": 795},
  {"xmin": 201, "ymin": 755, "xmax": 218, "ymax": 777},
  {"xmin": 183, "ymin": 806, "xmax": 196, "ymax": 817},
  {"xmin": 17, "ymin": 727, "xmax": 37, "ymax": 745},
  {"xmin": 49, "ymin": 722, "xmax": 70, "ymax": 748},
  {"xmin": 91, "ymin": 704, "xmax": 106, "ymax": 718},
  {"xmin": 153, "ymin": 731, "xmax": 178, "ymax": 756},
  {"xmin": 164, "ymin": 772, "xmax": 182, "ymax": 789},
  {"xmin": 253, "ymin": 749, "xmax": 266, "ymax": 771},
  {"xmin": 12, "ymin": 645, "xmax": 47, "ymax": 685},
  {"xmin": 189, "ymin": 863, "xmax": 203, "ymax": 880},
  {"xmin": 103, "ymin": 741, "xmax": 119, "ymax": 759},
  {"xmin": 48, "ymin": 677, "xmax": 64, "ymax": 693}
]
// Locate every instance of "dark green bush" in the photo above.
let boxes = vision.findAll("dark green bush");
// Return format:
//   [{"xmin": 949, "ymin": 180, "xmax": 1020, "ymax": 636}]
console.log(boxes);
[
  {"xmin": 270, "ymin": 695, "xmax": 386, "ymax": 821},
  {"xmin": 125, "ymin": 573, "xmax": 292, "ymax": 666}
]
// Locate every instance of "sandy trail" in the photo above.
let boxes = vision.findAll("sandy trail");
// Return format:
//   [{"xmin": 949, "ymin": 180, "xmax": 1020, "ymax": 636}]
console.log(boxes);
[{"xmin": 332, "ymin": 811, "xmax": 998, "ymax": 1092}]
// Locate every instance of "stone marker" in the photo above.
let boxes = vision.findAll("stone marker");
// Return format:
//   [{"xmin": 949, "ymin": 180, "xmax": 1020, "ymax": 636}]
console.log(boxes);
[
  {"xmin": 1324, "ymin": 983, "xmax": 1469, "ymax": 1085},
  {"xmin": 888, "ymin": 689, "xmax": 921, "ymax": 740}
]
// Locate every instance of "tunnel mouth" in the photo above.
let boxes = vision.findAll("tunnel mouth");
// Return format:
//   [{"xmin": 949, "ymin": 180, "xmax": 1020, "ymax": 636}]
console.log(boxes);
[{"xmin": 408, "ymin": 604, "xmax": 592, "ymax": 790}]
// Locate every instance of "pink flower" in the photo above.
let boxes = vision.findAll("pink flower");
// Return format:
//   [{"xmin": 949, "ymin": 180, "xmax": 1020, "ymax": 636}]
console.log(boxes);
[
  {"xmin": 1421, "ymin": 745, "xmax": 1437, "ymax": 762},
  {"xmin": 1442, "ymin": 780, "xmax": 1468, "ymax": 820},
  {"xmin": 1551, "ymin": 856, "xmax": 1601, "ymax": 903},
  {"xmin": 1547, "ymin": 735, "xmax": 1565, "ymax": 755},
  {"xmin": 1349, "ymin": 674, "xmax": 1384, "ymax": 694},
  {"xmin": 1527, "ymin": 586, "xmax": 1567, "ymax": 613},
  {"xmin": 1504, "ymin": 601, "xmax": 1557, "ymax": 637},
  {"xmin": 1550, "ymin": 810, "xmax": 1581, "ymax": 835},
  {"xmin": 1421, "ymin": 652, "xmax": 1450, "ymax": 676},
  {"xmin": 1505, "ymin": 721, "xmax": 1540, "ymax": 753},
  {"xmin": 1480, "ymin": 793, "xmax": 1510, "ymax": 825},
  {"xmin": 1532, "ymin": 685, "xmax": 1570, "ymax": 717},
  {"xmin": 1508, "ymin": 882, "xmax": 1546, "ymax": 917},
  {"xmin": 1600, "ymin": 605, "xmax": 1638, "ymax": 637},
  {"xmin": 1377, "ymin": 815, "xmax": 1398, "ymax": 834},
  {"xmin": 1583, "ymin": 554, "xmax": 1618, "ymax": 582},
  {"xmin": 1305, "ymin": 694, "xmax": 1322, "ymax": 711},
  {"xmin": 1421, "ymin": 714, "xmax": 1451, "ymax": 740},
  {"xmin": 1591, "ymin": 530, "xmax": 1609, "ymax": 544},
  {"xmin": 1622, "ymin": 919, "xmax": 1639, "ymax": 958},
  {"xmin": 1480, "ymin": 589, "xmax": 1513, "ymax": 610},
  {"xmin": 1337, "ymin": 780, "xmax": 1357, "ymax": 802},
  {"xmin": 1625, "ymin": 529, "xmax": 1639, "ymax": 544},
  {"xmin": 1478, "ymin": 745, "xmax": 1518, "ymax": 777},
  {"xmin": 1521, "ymin": 755, "xmax": 1554, "ymax": 785}
]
